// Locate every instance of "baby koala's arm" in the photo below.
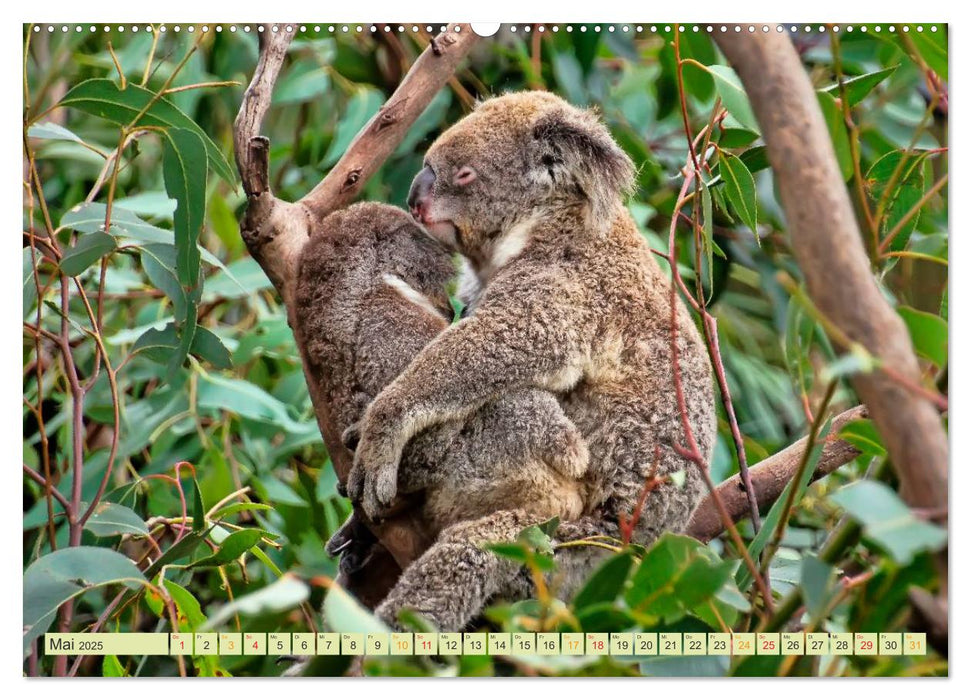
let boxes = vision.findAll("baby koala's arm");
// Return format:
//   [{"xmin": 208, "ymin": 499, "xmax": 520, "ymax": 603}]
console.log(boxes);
[{"xmin": 346, "ymin": 272, "xmax": 592, "ymax": 518}]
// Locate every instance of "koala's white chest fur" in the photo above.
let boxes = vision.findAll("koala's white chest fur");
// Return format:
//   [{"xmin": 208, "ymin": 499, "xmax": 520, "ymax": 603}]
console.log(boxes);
[{"xmin": 481, "ymin": 214, "xmax": 541, "ymax": 280}]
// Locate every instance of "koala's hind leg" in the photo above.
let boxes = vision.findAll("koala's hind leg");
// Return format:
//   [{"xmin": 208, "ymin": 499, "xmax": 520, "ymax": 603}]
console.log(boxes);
[
  {"xmin": 375, "ymin": 510, "xmax": 537, "ymax": 631},
  {"xmin": 374, "ymin": 512, "xmax": 625, "ymax": 631}
]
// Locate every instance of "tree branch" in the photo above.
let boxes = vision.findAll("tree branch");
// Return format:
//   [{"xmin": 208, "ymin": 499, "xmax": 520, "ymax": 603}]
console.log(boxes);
[
  {"xmin": 235, "ymin": 24, "xmax": 480, "ymax": 309},
  {"xmin": 712, "ymin": 30, "xmax": 948, "ymax": 513},
  {"xmin": 687, "ymin": 405, "xmax": 866, "ymax": 542},
  {"xmin": 300, "ymin": 28, "xmax": 477, "ymax": 220}
]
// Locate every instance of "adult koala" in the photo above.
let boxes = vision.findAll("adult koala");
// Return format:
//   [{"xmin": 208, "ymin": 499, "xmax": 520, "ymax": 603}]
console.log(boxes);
[{"xmin": 341, "ymin": 91, "xmax": 715, "ymax": 631}]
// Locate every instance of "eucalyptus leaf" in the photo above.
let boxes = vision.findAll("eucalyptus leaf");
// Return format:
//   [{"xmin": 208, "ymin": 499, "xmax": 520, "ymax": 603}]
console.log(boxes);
[
  {"xmin": 28, "ymin": 121, "xmax": 86, "ymax": 144},
  {"xmin": 196, "ymin": 374, "xmax": 316, "ymax": 433},
  {"xmin": 572, "ymin": 552, "xmax": 633, "ymax": 610},
  {"xmin": 191, "ymin": 327, "xmax": 234, "ymax": 370},
  {"xmin": 822, "ymin": 66, "xmax": 898, "ymax": 107},
  {"xmin": 717, "ymin": 151, "xmax": 758, "ymax": 237},
  {"xmin": 83, "ymin": 501, "xmax": 150, "ymax": 537},
  {"xmin": 161, "ymin": 127, "xmax": 207, "ymax": 289},
  {"xmin": 817, "ymin": 92, "xmax": 853, "ymax": 181},
  {"xmin": 718, "ymin": 127, "xmax": 759, "ymax": 149},
  {"xmin": 322, "ymin": 583, "xmax": 391, "ymax": 634},
  {"xmin": 59, "ymin": 78, "xmax": 235, "ymax": 183},
  {"xmin": 59, "ymin": 232, "xmax": 116, "ymax": 276},
  {"xmin": 830, "ymin": 481, "xmax": 946, "ymax": 564},
  {"xmin": 706, "ymin": 65, "xmax": 760, "ymax": 133},
  {"xmin": 130, "ymin": 323, "xmax": 179, "ymax": 364},
  {"xmin": 23, "ymin": 547, "xmax": 147, "ymax": 654},
  {"xmin": 800, "ymin": 554, "xmax": 834, "ymax": 621},
  {"xmin": 897, "ymin": 305, "xmax": 947, "ymax": 367},
  {"xmin": 626, "ymin": 534, "xmax": 734, "ymax": 624},
  {"xmin": 188, "ymin": 529, "xmax": 262, "ymax": 569},
  {"xmin": 201, "ymin": 575, "xmax": 310, "ymax": 631}
]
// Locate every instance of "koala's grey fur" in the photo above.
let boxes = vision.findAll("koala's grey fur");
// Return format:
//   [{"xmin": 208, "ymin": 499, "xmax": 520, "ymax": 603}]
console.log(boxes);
[
  {"xmin": 295, "ymin": 202, "xmax": 590, "ymax": 576},
  {"xmin": 340, "ymin": 92, "xmax": 715, "ymax": 630}
]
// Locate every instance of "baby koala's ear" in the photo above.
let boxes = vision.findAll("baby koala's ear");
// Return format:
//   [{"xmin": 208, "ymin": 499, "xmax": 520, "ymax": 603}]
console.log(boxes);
[{"xmin": 530, "ymin": 105, "xmax": 636, "ymax": 221}]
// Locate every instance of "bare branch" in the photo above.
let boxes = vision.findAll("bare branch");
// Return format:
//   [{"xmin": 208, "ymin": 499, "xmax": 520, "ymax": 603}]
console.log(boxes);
[
  {"xmin": 687, "ymin": 405, "xmax": 866, "ymax": 542},
  {"xmin": 713, "ymin": 30, "xmax": 948, "ymax": 513},
  {"xmin": 233, "ymin": 24, "xmax": 480, "ymax": 574},
  {"xmin": 301, "ymin": 26, "xmax": 480, "ymax": 220},
  {"xmin": 233, "ymin": 26, "xmax": 295, "ymax": 197}
]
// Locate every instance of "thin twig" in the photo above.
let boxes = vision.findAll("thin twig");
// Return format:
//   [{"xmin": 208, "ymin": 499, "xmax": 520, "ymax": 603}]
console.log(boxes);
[
  {"xmin": 23, "ymin": 464, "xmax": 71, "ymax": 510},
  {"xmin": 666, "ymin": 172, "xmax": 774, "ymax": 616},
  {"xmin": 760, "ymin": 381, "xmax": 837, "ymax": 575},
  {"xmin": 673, "ymin": 33, "xmax": 762, "ymax": 534}
]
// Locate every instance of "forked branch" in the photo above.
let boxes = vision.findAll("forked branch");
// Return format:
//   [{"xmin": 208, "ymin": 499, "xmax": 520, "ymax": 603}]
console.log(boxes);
[{"xmin": 234, "ymin": 23, "xmax": 480, "ymax": 309}]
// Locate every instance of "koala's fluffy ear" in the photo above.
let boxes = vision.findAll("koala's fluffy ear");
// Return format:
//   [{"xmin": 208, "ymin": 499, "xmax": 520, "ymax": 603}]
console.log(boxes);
[{"xmin": 530, "ymin": 106, "xmax": 636, "ymax": 222}]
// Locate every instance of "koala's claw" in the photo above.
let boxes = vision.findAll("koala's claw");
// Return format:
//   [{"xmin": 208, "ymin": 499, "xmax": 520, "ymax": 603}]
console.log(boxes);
[
  {"xmin": 346, "ymin": 462, "xmax": 366, "ymax": 502},
  {"xmin": 341, "ymin": 422, "xmax": 362, "ymax": 451},
  {"xmin": 361, "ymin": 462, "xmax": 400, "ymax": 519},
  {"xmin": 546, "ymin": 427, "xmax": 591, "ymax": 479},
  {"xmin": 325, "ymin": 513, "xmax": 363, "ymax": 556}
]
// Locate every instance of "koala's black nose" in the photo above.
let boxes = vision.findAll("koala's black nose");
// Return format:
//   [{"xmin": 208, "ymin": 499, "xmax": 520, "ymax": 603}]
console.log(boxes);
[{"xmin": 408, "ymin": 166, "xmax": 436, "ymax": 220}]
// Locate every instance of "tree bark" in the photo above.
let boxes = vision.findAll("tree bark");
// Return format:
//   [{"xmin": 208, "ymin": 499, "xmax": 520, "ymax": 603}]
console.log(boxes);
[{"xmin": 713, "ymin": 30, "xmax": 948, "ymax": 514}]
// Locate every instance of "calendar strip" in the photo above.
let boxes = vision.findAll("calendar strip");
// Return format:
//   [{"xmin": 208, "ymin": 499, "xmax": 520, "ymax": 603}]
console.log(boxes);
[{"xmin": 43, "ymin": 631, "xmax": 926, "ymax": 657}]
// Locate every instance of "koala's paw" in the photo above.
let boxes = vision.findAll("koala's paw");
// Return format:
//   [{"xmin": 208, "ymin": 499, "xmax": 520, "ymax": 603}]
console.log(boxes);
[
  {"xmin": 545, "ymin": 426, "xmax": 590, "ymax": 479},
  {"xmin": 346, "ymin": 435, "xmax": 402, "ymax": 519}
]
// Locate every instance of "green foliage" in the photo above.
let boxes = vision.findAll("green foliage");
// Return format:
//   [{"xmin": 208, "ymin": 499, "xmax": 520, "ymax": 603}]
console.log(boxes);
[
  {"xmin": 23, "ymin": 24, "xmax": 947, "ymax": 677},
  {"xmin": 829, "ymin": 482, "xmax": 946, "ymax": 565},
  {"xmin": 716, "ymin": 151, "xmax": 758, "ymax": 238}
]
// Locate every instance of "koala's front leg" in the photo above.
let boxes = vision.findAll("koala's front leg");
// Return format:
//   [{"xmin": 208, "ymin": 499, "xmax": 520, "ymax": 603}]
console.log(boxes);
[
  {"xmin": 346, "ymin": 293, "xmax": 589, "ymax": 519},
  {"xmin": 345, "ymin": 391, "xmax": 417, "ymax": 518}
]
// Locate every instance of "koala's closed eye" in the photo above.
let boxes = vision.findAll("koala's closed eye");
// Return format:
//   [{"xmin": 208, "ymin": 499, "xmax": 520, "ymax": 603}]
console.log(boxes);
[{"xmin": 453, "ymin": 166, "xmax": 477, "ymax": 186}]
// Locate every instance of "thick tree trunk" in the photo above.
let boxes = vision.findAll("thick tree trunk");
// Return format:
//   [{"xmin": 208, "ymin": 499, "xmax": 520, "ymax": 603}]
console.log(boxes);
[
  {"xmin": 713, "ymin": 30, "xmax": 948, "ymax": 513},
  {"xmin": 713, "ymin": 28, "xmax": 947, "ymax": 641}
]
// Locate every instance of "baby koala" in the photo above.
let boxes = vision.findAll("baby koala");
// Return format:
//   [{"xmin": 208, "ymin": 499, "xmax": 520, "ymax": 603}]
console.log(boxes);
[{"xmin": 295, "ymin": 202, "xmax": 589, "ymax": 555}]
